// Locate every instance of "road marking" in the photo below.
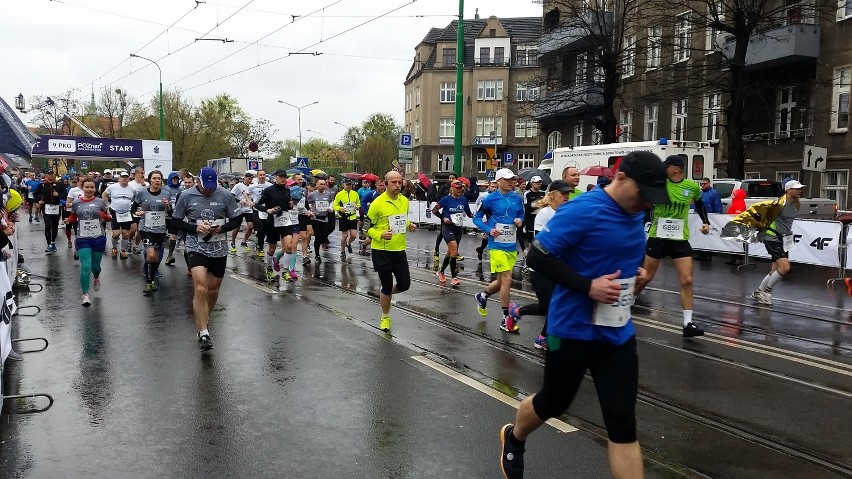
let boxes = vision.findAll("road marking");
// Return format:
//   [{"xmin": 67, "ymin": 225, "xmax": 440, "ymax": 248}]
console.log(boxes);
[
  {"xmin": 412, "ymin": 355, "xmax": 578, "ymax": 433},
  {"xmin": 633, "ymin": 317, "xmax": 852, "ymax": 376},
  {"xmin": 228, "ymin": 273, "xmax": 279, "ymax": 294}
]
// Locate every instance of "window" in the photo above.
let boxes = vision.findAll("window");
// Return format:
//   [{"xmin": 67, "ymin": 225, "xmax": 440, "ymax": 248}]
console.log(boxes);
[
  {"xmin": 594, "ymin": 64, "xmax": 606, "ymax": 84},
  {"xmin": 476, "ymin": 152, "xmax": 488, "ymax": 173},
  {"xmin": 776, "ymin": 171, "xmax": 800, "ymax": 182},
  {"xmin": 692, "ymin": 155, "xmax": 705, "ymax": 179},
  {"xmin": 823, "ymin": 170, "xmax": 848, "ymax": 208},
  {"xmin": 405, "ymin": 92, "xmax": 411, "ymax": 111},
  {"xmin": 706, "ymin": 3, "xmax": 724, "ymax": 52},
  {"xmin": 479, "ymin": 47, "xmax": 490, "ymax": 64},
  {"xmin": 744, "ymin": 172, "xmax": 761, "ymax": 179},
  {"xmin": 592, "ymin": 128, "xmax": 603, "ymax": 145},
  {"xmin": 839, "ymin": 0, "xmax": 852, "ymax": 20},
  {"xmin": 517, "ymin": 153, "xmax": 535, "ymax": 170},
  {"xmin": 528, "ymin": 85, "xmax": 539, "ymax": 101},
  {"xmin": 477, "ymin": 80, "xmax": 504, "ymax": 100},
  {"xmin": 494, "ymin": 47, "xmax": 505, "ymax": 65},
  {"xmin": 415, "ymin": 87, "xmax": 421, "ymax": 106},
  {"xmin": 575, "ymin": 53, "xmax": 587, "ymax": 85},
  {"xmin": 515, "ymin": 46, "xmax": 538, "ymax": 66},
  {"xmin": 475, "ymin": 116, "xmax": 503, "ymax": 137},
  {"xmin": 516, "ymin": 83, "xmax": 528, "ymax": 102},
  {"xmin": 442, "ymin": 48, "xmax": 456, "ymax": 67},
  {"xmin": 831, "ymin": 66, "xmax": 850, "ymax": 131},
  {"xmin": 574, "ymin": 124, "xmax": 584, "ymax": 146},
  {"xmin": 622, "ymin": 35, "xmax": 636, "ymax": 78},
  {"xmin": 777, "ymin": 87, "xmax": 796, "ymax": 136},
  {"xmin": 547, "ymin": 131, "xmax": 562, "ymax": 151},
  {"xmin": 675, "ymin": 12, "xmax": 691, "ymax": 62},
  {"xmin": 440, "ymin": 82, "xmax": 456, "ymax": 103},
  {"xmin": 414, "ymin": 120, "xmax": 421, "ymax": 139},
  {"xmin": 514, "ymin": 119, "xmax": 539, "ymax": 138},
  {"xmin": 439, "ymin": 118, "xmax": 454, "ymax": 138},
  {"xmin": 619, "ymin": 110, "xmax": 632, "ymax": 142},
  {"xmin": 647, "ymin": 26, "xmax": 662, "ymax": 69},
  {"xmin": 645, "ymin": 104, "xmax": 658, "ymax": 140},
  {"xmin": 672, "ymin": 99, "xmax": 688, "ymax": 141},
  {"xmin": 704, "ymin": 93, "xmax": 721, "ymax": 141}
]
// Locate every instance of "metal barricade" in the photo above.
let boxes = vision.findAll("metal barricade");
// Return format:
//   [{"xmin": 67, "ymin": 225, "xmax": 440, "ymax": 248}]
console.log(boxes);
[{"xmin": 826, "ymin": 214, "xmax": 851, "ymax": 287}]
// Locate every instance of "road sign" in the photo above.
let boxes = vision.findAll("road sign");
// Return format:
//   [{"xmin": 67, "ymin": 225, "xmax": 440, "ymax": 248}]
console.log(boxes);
[
  {"xmin": 81, "ymin": 160, "xmax": 88, "ymax": 168},
  {"xmin": 294, "ymin": 157, "xmax": 309, "ymax": 169},
  {"xmin": 803, "ymin": 146, "xmax": 827, "ymax": 172},
  {"xmin": 486, "ymin": 169, "xmax": 496, "ymax": 181},
  {"xmin": 399, "ymin": 133, "xmax": 413, "ymax": 148},
  {"xmin": 247, "ymin": 160, "xmax": 259, "ymax": 171},
  {"xmin": 504, "ymin": 152, "xmax": 514, "ymax": 166}
]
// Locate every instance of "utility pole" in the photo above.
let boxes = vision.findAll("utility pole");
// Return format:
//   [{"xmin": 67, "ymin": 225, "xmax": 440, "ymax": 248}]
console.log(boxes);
[{"xmin": 452, "ymin": 0, "xmax": 464, "ymax": 176}]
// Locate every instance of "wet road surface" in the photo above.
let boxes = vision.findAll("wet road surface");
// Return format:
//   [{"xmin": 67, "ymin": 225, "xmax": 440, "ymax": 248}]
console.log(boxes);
[{"xmin": 2, "ymin": 222, "xmax": 851, "ymax": 478}]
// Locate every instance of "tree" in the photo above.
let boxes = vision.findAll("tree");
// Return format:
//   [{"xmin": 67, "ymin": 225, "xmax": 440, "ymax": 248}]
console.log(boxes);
[
  {"xmin": 28, "ymin": 90, "xmax": 82, "ymax": 135},
  {"xmin": 94, "ymin": 87, "xmax": 130, "ymax": 138},
  {"xmin": 356, "ymin": 137, "xmax": 396, "ymax": 175}
]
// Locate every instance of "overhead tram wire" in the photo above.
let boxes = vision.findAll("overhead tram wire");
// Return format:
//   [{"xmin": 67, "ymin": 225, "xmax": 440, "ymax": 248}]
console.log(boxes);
[{"xmin": 180, "ymin": 0, "xmax": 419, "ymax": 92}]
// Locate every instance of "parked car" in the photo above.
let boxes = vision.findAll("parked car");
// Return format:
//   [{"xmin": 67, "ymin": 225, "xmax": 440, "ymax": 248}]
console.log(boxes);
[{"xmin": 713, "ymin": 179, "xmax": 837, "ymax": 219}]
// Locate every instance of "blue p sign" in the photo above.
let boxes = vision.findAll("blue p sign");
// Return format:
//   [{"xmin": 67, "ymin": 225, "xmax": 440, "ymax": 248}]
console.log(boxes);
[
  {"xmin": 399, "ymin": 133, "xmax": 413, "ymax": 147},
  {"xmin": 504, "ymin": 152, "xmax": 514, "ymax": 165}
]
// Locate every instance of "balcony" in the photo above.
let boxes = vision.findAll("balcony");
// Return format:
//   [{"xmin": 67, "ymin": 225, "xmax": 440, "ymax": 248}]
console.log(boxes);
[
  {"xmin": 721, "ymin": 23, "xmax": 820, "ymax": 69},
  {"xmin": 538, "ymin": 11, "xmax": 614, "ymax": 56},
  {"xmin": 742, "ymin": 128, "xmax": 811, "ymax": 143},
  {"xmin": 534, "ymin": 83, "xmax": 603, "ymax": 120}
]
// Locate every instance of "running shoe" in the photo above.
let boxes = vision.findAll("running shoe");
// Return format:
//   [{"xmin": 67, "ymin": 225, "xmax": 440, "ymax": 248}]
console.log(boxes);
[
  {"xmin": 28, "ymin": 216, "xmax": 32, "ymax": 223},
  {"xmin": 533, "ymin": 335, "xmax": 548, "ymax": 350},
  {"xmin": 93, "ymin": 278, "xmax": 101, "ymax": 291},
  {"xmin": 242, "ymin": 242, "xmax": 250, "ymax": 252},
  {"xmin": 81, "ymin": 294, "xmax": 91, "ymax": 307},
  {"xmin": 475, "ymin": 292, "xmax": 488, "ymax": 316},
  {"xmin": 67, "ymin": 240, "xmax": 72, "ymax": 248},
  {"xmin": 120, "ymin": 250, "xmax": 128, "ymax": 260},
  {"xmin": 682, "ymin": 322, "xmax": 705, "ymax": 338},
  {"xmin": 289, "ymin": 269, "xmax": 298, "ymax": 280},
  {"xmin": 165, "ymin": 256, "xmax": 176, "ymax": 266},
  {"xmin": 303, "ymin": 257, "xmax": 311, "ymax": 265},
  {"xmin": 143, "ymin": 282, "xmax": 156, "ymax": 294},
  {"xmin": 436, "ymin": 271, "xmax": 446, "ymax": 283},
  {"xmin": 456, "ymin": 255, "xmax": 465, "ymax": 261},
  {"xmin": 433, "ymin": 250, "xmax": 440, "ymax": 259},
  {"xmin": 111, "ymin": 247, "xmax": 118, "ymax": 259},
  {"xmin": 282, "ymin": 270, "xmax": 292, "ymax": 283},
  {"xmin": 230, "ymin": 244, "xmax": 237, "ymax": 253},
  {"xmin": 450, "ymin": 277, "xmax": 461, "ymax": 286},
  {"xmin": 751, "ymin": 290, "xmax": 761, "ymax": 300},
  {"xmin": 44, "ymin": 246, "xmax": 52, "ymax": 254},
  {"xmin": 499, "ymin": 424, "xmax": 525, "ymax": 479},
  {"xmin": 379, "ymin": 315, "xmax": 392, "ymax": 332},
  {"xmin": 198, "ymin": 333, "xmax": 214, "ymax": 351},
  {"xmin": 51, "ymin": 244, "xmax": 58, "ymax": 253},
  {"xmin": 256, "ymin": 251, "xmax": 265, "ymax": 258},
  {"xmin": 507, "ymin": 303, "xmax": 521, "ymax": 321},
  {"xmin": 272, "ymin": 257, "xmax": 281, "ymax": 272},
  {"xmin": 500, "ymin": 315, "xmax": 519, "ymax": 333},
  {"xmin": 341, "ymin": 252, "xmax": 346, "ymax": 260},
  {"xmin": 315, "ymin": 254, "xmax": 322, "ymax": 264},
  {"xmin": 73, "ymin": 252, "xmax": 79, "ymax": 260},
  {"xmin": 34, "ymin": 217, "xmax": 40, "ymax": 223},
  {"xmin": 265, "ymin": 267, "xmax": 276, "ymax": 281},
  {"xmin": 755, "ymin": 290, "xmax": 772, "ymax": 305},
  {"xmin": 347, "ymin": 243, "xmax": 353, "ymax": 254}
]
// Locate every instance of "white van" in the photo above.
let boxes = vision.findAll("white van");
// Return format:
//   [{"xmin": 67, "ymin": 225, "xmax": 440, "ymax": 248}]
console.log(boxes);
[{"xmin": 538, "ymin": 139, "xmax": 715, "ymax": 191}]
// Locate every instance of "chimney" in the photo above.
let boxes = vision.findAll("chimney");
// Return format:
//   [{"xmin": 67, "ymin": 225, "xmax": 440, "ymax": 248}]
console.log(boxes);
[{"xmin": 475, "ymin": 8, "xmax": 480, "ymax": 19}]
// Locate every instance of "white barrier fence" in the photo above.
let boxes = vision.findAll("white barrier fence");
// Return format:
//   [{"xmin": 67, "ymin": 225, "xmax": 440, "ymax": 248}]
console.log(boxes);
[{"xmin": 407, "ymin": 201, "xmax": 851, "ymax": 270}]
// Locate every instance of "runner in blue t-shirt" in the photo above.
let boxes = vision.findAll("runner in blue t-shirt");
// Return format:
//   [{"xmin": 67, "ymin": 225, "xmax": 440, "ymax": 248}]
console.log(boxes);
[
  {"xmin": 497, "ymin": 151, "xmax": 670, "ymax": 479},
  {"xmin": 432, "ymin": 180, "xmax": 473, "ymax": 285}
]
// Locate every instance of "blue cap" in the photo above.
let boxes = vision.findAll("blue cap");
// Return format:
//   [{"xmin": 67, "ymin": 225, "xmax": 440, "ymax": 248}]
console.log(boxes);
[{"xmin": 199, "ymin": 167, "xmax": 218, "ymax": 189}]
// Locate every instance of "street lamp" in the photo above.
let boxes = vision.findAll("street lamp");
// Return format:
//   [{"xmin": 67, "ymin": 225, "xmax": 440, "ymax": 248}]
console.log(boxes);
[
  {"xmin": 306, "ymin": 129, "xmax": 322, "ymax": 139},
  {"xmin": 334, "ymin": 121, "xmax": 357, "ymax": 172},
  {"xmin": 129, "ymin": 53, "xmax": 164, "ymax": 140},
  {"xmin": 278, "ymin": 100, "xmax": 318, "ymax": 156}
]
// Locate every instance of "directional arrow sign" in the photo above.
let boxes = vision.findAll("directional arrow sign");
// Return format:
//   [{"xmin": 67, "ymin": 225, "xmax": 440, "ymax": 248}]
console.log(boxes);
[{"xmin": 802, "ymin": 145, "xmax": 827, "ymax": 172}]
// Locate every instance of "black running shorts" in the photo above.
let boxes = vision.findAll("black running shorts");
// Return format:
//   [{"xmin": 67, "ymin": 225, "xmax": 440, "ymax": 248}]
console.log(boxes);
[
  {"xmin": 186, "ymin": 252, "xmax": 228, "ymax": 278},
  {"xmin": 645, "ymin": 237, "xmax": 693, "ymax": 259}
]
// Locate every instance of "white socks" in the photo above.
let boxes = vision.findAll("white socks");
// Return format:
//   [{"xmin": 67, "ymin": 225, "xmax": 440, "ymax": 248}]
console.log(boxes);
[{"xmin": 683, "ymin": 310, "xmax": 693, "ymax": 327}]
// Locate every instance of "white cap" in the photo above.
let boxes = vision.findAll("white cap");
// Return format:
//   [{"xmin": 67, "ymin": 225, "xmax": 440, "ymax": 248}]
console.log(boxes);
[
  {"xmin": 785, "ymin": 180, "xmax": 805, "ymax": 190},
  {"xmin": 119, "ymin": 171, "xmax": 130, "ymax": 177},
  {"xmin": 495, "ymin": 168, "xmax": 516, "ymax": 181},
  {"xmin": 103, "ymin": 169, "xmax": 112, "ymax": 174},
  {"xmin": 245, "ymin": 169, "xmax": 257, "ymax": 176},
  {"xmin": 530, "ymin": 175, "xmax": 543, "ymax": 183}
]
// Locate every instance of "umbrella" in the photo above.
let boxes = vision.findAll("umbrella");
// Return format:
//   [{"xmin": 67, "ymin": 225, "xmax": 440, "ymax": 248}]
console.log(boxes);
[
  {"xmin": 361, "ymin": 173, "xmax": 379, "ymax": 183},
  {"xmin": 310, "ymin": 169, "xmax": 326, "ymax": 176},
  {"xmin": 286, "ymin": 168, "xmax": 303, "ymax": 176},
  {"xmin": 342, "ymin": 172, "xmax": 363, "ymax": 180},
  {"xmin": 312, "ymin": 172, "xmax": 329, "ymax": 180},
  {"xmin": 0, "ymin": 96, "xmax": 38, "ymax": 158},
  {"xmin": 417, "ymin": 172, "xmax": 431, "ymax": 189},
  {"xmin": 579, "ymin": 165, "xmax": 614, "ymax": 177},
  {"xmin": 517, "ymin": 168, "xmax": 552, "ymax": 185}
]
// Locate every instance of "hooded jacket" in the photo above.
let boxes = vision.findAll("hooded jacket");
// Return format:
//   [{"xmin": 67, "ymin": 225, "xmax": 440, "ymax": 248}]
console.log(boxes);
[{"xmin": 727, "ymin": 188, "xmax": 747, "ymax": 215}]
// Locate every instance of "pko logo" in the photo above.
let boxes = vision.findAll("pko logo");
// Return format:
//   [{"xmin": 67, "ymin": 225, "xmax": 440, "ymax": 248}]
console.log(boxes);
[
  {"xmin": 48, "ymin": 138, "xmax": 76, "ymax": 152},
  {"xmin": 153, "ymin": 145, "xmax": 160, "ymax": 154}
]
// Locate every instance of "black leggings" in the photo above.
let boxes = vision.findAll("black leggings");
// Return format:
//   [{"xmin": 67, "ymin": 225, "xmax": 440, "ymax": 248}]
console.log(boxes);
[
  {"xmin": 43, "ymin": 214, "xmax": 60, "ymax": 245},
  {"xmin": 312, "ymin": 219, "xmax": 331, "ymax": 253},
  {"xmin": 519, "ymin": 270, "xmax": 554, "ymax": 337},
  {"xmin": 532, "ymin": 336, "xmax": 638, "ymax": 443}
]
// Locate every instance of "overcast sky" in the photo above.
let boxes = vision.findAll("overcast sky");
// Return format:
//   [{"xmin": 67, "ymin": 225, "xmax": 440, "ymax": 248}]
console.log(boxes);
[{"xmin": 2, "ymin": 0, "xmax": 542, "ymax": 147}]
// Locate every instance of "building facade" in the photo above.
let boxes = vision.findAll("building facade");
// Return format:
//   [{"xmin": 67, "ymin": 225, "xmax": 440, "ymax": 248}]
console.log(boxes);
[{"xmin": 404, "ymin": 15, "xmax": 542, "ymax": 177}]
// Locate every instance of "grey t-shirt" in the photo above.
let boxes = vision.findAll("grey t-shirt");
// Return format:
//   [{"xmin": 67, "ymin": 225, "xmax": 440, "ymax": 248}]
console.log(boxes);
[
  {"xmin": 71, "ymin": 197, "xmax": 109, "ymax": 239},
  {"xmin": 307, "ymin": 190, "xmax": 335, "ymax": 222},
  {"xmin": 134, "ymin": 188, "xmax": 170, "ymax": 234},
  {"xmin": 173, "ymin": 186, "xmax": 242, "ymax": 257},
  {"xmin": 767, "ymin": 201, "xmax": 798, "ymax": 240}
]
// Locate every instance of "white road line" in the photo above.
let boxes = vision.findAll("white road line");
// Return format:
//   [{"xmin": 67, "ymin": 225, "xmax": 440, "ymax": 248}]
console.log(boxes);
[
  {"xmin": 228, "ymin": 273, "xmax": 279, "ymax": 294},
  {"xmin": 412, "ymin": 355, "xmax": 578, "ymax": 434}
]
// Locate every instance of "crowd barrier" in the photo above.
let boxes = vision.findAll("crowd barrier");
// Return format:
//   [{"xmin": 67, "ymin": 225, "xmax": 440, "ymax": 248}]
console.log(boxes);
[{"xmin": 406, "ymin": 200, "xmax": 852, "ymax": 273}]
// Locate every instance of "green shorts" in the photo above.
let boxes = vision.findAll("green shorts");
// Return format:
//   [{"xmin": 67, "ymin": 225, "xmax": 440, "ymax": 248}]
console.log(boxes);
[{"xmin": 489, "ymin": 249, "xmax": 517, "ymax": 274}]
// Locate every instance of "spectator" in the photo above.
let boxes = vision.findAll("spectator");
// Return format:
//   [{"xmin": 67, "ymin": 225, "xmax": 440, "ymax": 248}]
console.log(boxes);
[
  {"xmin": 727, "ymin": 188, "xmax": 746, "ymax": 214},
  {"xmin": 700, "ymin": 177, "xmax": 722, "ymax": 213}
]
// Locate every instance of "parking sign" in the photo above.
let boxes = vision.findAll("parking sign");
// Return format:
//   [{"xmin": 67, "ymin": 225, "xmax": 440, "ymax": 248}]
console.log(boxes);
[
  {"xmin": 399, "ymin": 133, "xmax": 413, "ymax": 148},
  {"xmin": 504, "ymin": 152, "xmax": 514, "ymax": 165}
]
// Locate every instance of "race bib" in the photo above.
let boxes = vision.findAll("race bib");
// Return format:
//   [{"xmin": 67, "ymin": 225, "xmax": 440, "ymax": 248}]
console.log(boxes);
[
  {"xmin": 44, "ymin": 204, "xmax": 60, "ymax": 215},
  {"xmin": 656, "ymin": 218, "xmax": 684, "ymax": 239},
  {"xmin": 494, "ymin": 223, "xmax": 516, "ymax": 244},
  {"xmin": 28, "ymin": 192, "xmax": 34, "ymax": 199},
  {"xmin": 342, "ymin": 202, "xmax": 356, "ymax": 214},
  {"xmin": 315, "ymin": 200, "xmax": 330, "ymax": 212},
  {"xmin": 257, "ymin": 211, "xmax": 269, "ymax": 220},
  {"xmin": 782, "ymin": 235, "xmax": 795, "ymax": 252},
  {"xmin": 389, "ymin": 214, "xmax": 408, "ymax": 234},
  {"xmin": 451, "ymin": 212, "xmax": 465, "ymax": 227},
  {"xmin": 78, "ymin": 219, "xmax": 101, "ymax": 238},
  {"xmin": 593, "ymin": 276, "xmax": 636, "ymax": 328},
  {"xmin": 116, "ymin": 211, "xmax": 132, "ymax": 223},
  {"xmin": 146, "ymin": 211, "xmax": 166, "ymax": 228},
  {"xmin": 273, "ymin": 213, "xmax": 291, "ymax": 227},
  {"xmin": 197, "ymin": 218, "xmax": 226, "ymax": 242},
  {"xmin": 288, "ymin": 209, "xmax": 299, "ymax": 224}
]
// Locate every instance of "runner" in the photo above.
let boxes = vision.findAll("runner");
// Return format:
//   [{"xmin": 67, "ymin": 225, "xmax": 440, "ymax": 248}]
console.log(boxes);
[
  {"xmin": 297, "ymin": 176, "xmax": 315, "ymax": 264},
  {"xmin": 229, "ymin": 171, "xmax": 255, "ymax": 253},
  {"xmin": 103, "ymin": 171, "xmax": 137, "ymax": 260},
  {"xmin": 429, "ymin": 173, "xmax": 455, "ymax": 259},
  {"xmin": 334, "ymin": 179, "xmax": 361, "ymax": 260},
  {"xmin": 129, "ymin": 166, "xmax": 148, "ymax": 254},
  {"xmin": 306, "ymin": 179, "xmax": 335, "ymax": 264},
  {"xmin": 24, "ymin": 172, "xmax": 41, "ymax": 223},
  {"xmin": 474, "ymin": 179, "xmax": 498, "ymax": 261},
  {"xmin": 163, "ymin": 172, "xmax": 183, "ymax": 265},
  {"xmin": 64, "ymin": 174, "xmax": 86, "ymax": 252},
  {"xmin": 366, "ymin": 171, "xmax": 416, "ymax": 332},
  {"xmin": 133, "ymin": 170, "xmax": 171, "ymax": 294},
  {"xmin": 33, "ymin": 170, "xmax": 63, "ymax": 254},
  {"xmin": 97, "ymin": 169, "xmax": 116, "ymax": 197},
  {"xmin": 67, "ymin": 178, "xmax": 112, "ymax": 306},
  {"xmin": 254, "ymin": 170, "xmax": 295, "ymax": 284},
  {"xmin": 473, "ymin": 168, "xmax": 525, "ymax": 332},
  {"xmin": 359, "ymin": 180, "xmax": 385, "ymax": 256},
  {"xmin": 521, "ymin": 176, "xmax": 546, "ymax": 254},
  {"xmin": 172, "ymin": 167, "xmax": 243, "ymax": 351},
  {"xmin": 498, "ymin": 151, "xmax": 668, "ymax": 479},
  {"xmin": 248, "ymin": 169, "xmax": 272, "ymax": 258},
  {"xmin": 432, "ymin": 179, "xmax": 473, "ymax": 285},
  {"xmin": 633, "ymin": 155, "xmax": 711, "ymax": 338}
]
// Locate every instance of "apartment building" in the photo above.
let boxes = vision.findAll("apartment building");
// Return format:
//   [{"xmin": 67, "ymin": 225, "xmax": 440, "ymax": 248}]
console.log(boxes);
[
  {"xmin": 537, "ymin": 0, "xmax": 851, "ymax": 209},
  {"xmin": 404, "ymin": 14, "xmax": 542, "ymax": 177}
]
